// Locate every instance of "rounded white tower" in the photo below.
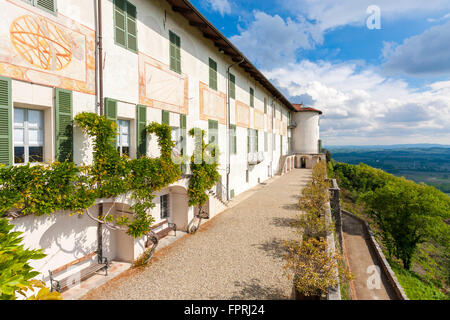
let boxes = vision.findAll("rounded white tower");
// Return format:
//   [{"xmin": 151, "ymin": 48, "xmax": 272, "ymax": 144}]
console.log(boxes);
[{"xmin": 291, "ymin": 105, "xmax": 322, "ymax": 154}]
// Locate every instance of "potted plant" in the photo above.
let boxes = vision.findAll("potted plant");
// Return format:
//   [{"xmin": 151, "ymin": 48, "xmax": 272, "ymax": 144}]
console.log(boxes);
[{"xmin": 284, "ymin": 237, "xmax": 351, "ymax": 300}]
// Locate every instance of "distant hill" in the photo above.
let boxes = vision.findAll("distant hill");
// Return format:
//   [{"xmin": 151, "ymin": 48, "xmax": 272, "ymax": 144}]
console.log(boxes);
[
  {"xmin": 326, "ymin": 144, "xmax": 450, "ymax": 150},
  {"xmin": 327, "ymin": 146, "xmax": 450, "ymax": 194}
]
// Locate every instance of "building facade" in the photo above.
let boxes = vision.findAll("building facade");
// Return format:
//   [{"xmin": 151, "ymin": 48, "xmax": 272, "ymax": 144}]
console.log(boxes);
[{"xmin": 0, "ymin": 0, "xmax": 322, "ymax": 286}]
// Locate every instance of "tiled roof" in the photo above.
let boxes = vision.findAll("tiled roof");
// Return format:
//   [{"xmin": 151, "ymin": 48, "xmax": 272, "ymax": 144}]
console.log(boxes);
[{"xmin": 292, "ymin": 104, "xmax": 323, "ymax": 114}]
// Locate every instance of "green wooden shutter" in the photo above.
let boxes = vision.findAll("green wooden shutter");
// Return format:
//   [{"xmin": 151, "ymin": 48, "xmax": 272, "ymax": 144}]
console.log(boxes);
[
  {"xmin": 0, "ymin": 77, "xmax": 12, "ymax": 166},
  {"xmin": 250, "ymin": 88, "xmax": 254, "ymax": 107},
  {"xmin": 229, "ymin": 73, "xmax": 235, "ymax": 99},
  {"xmin": 162, "ymin": 110, "xmax": 170, "ymax": 125},
  {"xmin": 208, "ymin": 120, "xmax": 218, "ymax": 145},
  {"xmin": 264, "ymin": 98, "xmax": 267, "ymax": 114},
  {"xmin": 180, "ymin": 114, "xmax": 187, "ymax": 173},
  {"xmin": 170, "ymin": 31, "xmax": 181, "ymax": 74},
  {"xmin": 209, "ymin": 58, "xmax": 217, "ymax": 90},
  {"xmin": 230, "ymin": 124, "xmax": 236, "ymax": 155},
  {"xmin": 136, "ymin": 105, "xmax": 147, "ymax": 158},
  {"xmin": 180, "ymin": 114, "xmax": 186, "ymax": 155},
  {"xmin": 114, "ymin": 0, "xmax": 127, "ymax": 47},
  {"xmin": 55, "ymin": 88, "xmax": 73, "ymax": 162},
  {"xmin": 126, "ymin": 2, "xmax": 137, "ymax": 52},
  {"xmin": 256, "ymin": 130, "xmax": 259, "ymax": 152},
  {"xmin": 36, "ymin": 0, "xmax": 56, "ymax": 13},
  {"xmin": 105, "ymin": 98, "xmax": 118, "ymax": 146}
]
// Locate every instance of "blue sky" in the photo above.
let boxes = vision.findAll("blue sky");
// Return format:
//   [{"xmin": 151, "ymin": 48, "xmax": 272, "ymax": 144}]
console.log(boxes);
[{"xmin": 190, "ymin": 0, "xmax": 450, "ymax": 146}]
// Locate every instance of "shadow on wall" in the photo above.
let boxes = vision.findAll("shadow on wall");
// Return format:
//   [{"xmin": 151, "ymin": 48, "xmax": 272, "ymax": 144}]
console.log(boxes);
[{"xmin": 12, "ymin": 208, "xmax": 99, "ymax": 265}]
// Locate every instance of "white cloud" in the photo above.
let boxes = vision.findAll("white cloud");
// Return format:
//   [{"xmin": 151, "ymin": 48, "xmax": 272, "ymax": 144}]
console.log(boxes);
[
  {"xmin": 264, "ymin": 61, "xmax": 450, "ymax": 145},
  {"xmin": 427, "ymin": 13, "xmax": 450, "ymax": 22},
  {"xmin": 229, "ymin": 11, "xmax": 321, "ymax": 68},
  {"xmin": 279, "ymin": 0, "xmax": 450, "ymax": 32},
  {"xmin": 382, "ymin": 20, "xmax": 450, "ymax": 76},
  {"xmin": 206, "ymin": 0, "xmax": 232, "ymax": 16}
]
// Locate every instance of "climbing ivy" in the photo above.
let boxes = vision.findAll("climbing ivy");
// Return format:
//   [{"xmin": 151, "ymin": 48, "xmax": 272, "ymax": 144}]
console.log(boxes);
[
  {"xmin": 0, "ymin": 113, "xmax": 182, "ymax": 238},
  {"xmin": 187, "ymin": 128, "xmax": 220, "ymax": 210}
]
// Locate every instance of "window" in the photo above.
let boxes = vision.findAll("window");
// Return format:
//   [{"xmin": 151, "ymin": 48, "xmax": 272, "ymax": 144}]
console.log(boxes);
[
  {"xmin": 117, "ymin": 119, "xmax": 130, "ymax": 157},
  {"xmin": 209, "ymin": 58, "xmax": 217, "ymax": 90},
  {"xmin": 208, "ymin": 119, "xmax": 218, "ymax": 145},
  {"xmin": 169, "ymin": 31, "xmax": 181, "ymax": 74},
  {"xmin": 247, "ymin": 128, "xmax": 257, "ymax": 153},
  {"xmin": 22, "ymin": 0, "xmax": 56, "ymax": 13},
  {"xmin": 230, "ymin": 124, "xmax": 236, "ymax": 155},
  {"xmin": 264, "ymin": 98, "xmax": 267, "ymax": 114},
  {"xmin": 160, "ymin": 194, "xmax": 169, "ymax": 219},
  {"xmin": 114, "ymin": 0, "xmax": 137, "ymax": 52},
  {"xmin": 14, "ymin": 108, "xmax": 44, "ymax": 164},
  {"xmin": 229, "ymin": 73, "xmax": 235, "ymax": 99},
  {"xmin": 250, "ymin": 87, "xmax": 254, "ymax": 107},
  {"xmin": 162, "ymin": 110, "xmax": 170, "ymax": 125},
  {"xmin": 171, "ymin": 126, "xmax": 181, "ymax": 156}
]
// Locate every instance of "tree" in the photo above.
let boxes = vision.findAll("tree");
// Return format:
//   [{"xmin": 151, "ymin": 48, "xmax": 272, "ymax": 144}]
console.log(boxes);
[
  {"xmin": 0, "ymin": 218, "xmax": 61, "ymax": 300},
  {"xmin": 362, "ymin": 180, "xmax": 450, "ymax": 270}
]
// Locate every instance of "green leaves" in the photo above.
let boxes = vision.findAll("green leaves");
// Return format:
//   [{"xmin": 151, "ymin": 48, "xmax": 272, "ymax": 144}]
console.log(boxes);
[
  {"xmin": 332, "ymin": 161, "xmax": 450, "ymax": 270},
  {"xmin": 187, "ymin": 128, "xmax": 220, "ymax": 208},
  {"xmin": 0, "ymin": 218, "xmax": 51, "ymax": 300}
]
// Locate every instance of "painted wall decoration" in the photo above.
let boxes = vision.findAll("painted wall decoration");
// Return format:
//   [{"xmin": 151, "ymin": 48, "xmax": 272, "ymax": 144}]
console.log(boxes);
[
  {"xmin": 254, "ymin": 109, "xmax": 265, "ymax": 130},
  {"xmin": 139, "ymin": 53, "xmax": 189, "ymax": 114},
  {"xmin": 275, "ymin": 119, "xmax": 281, "ymax": 134},
  {"xmin": 199, "ymin": 82, "xmax": 226, "ymax": 124},
  {"xmin": 282, "ymin": 122, "xmax": 287, "ymax": 136},
  {"xmin": 235, "ymin": 100, "xmax": 250, "ymax": 128},
  {"xmin": 0, "ymin": 0, "xmax": 95, "ymax": 94}
]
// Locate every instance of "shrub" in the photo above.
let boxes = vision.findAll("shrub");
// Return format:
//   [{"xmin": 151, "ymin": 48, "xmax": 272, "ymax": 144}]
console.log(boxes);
[
  {"xmin": 284, "ymin": 237, "xmax": 352, "ymax": 298},
  {"xmin": 0, "ymin": 218, "xmax": 61, "ymax": 300}
]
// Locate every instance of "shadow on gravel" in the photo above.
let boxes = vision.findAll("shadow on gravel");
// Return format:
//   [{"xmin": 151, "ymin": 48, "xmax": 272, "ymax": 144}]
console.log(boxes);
[
  {"xmin": 231, "ymin": 278, "xmax": 287, "ymax": 300},
  {"xmin": 271, "ymin": 217, "xmax": 297, "ymax": 228},
  {"xmin": 281, "ymin": 203, "xmax": 300, "ymax": 211},
  {"xmin": 253, "ymin": 238, "xmax": 288, "ymax": 260}
]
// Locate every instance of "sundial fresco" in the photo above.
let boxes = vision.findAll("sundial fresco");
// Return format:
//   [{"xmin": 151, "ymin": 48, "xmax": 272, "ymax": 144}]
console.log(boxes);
[{"xmin": 10, "ymin": 15, "xmax": 73, "ymax": 71}]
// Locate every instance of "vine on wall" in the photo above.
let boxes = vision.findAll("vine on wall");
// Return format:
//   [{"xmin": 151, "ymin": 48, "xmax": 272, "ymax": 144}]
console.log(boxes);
[
  {"xmin": 0, "ymin": 113, "xmax": 181, "ymax": 238},
  {"xmin": 187, "ymin": 128, "xmax": 220, "ymax": 213}
]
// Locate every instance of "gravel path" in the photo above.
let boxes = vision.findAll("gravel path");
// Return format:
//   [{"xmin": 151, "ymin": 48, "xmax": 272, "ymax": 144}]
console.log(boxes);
[{"xmin": 82, "ymin": 169, "xmax": 312, "ymax": 300}]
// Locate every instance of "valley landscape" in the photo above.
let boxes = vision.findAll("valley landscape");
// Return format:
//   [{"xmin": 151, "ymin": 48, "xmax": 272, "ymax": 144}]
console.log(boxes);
[{"xmin": 326, "ymin": 145, "xmax": 450, "ymax": 195}]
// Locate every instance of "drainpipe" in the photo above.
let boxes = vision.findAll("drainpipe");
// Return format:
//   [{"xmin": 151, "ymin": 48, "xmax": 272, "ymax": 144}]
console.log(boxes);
[
  {"xmin": 96, "ymin": 0, "xmax": 104, "ymax": 261},
  {"xmin": 226, "ymin": 57, "xmax": 245, "ymax": 201}
]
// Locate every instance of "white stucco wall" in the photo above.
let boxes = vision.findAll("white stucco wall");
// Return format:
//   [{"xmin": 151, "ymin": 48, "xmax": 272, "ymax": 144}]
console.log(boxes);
[
  {"xmin": 3, "ymin": 0, "xmax": 300, "ymax": 277},
  {"xmin": 292, "ymin": 112, "xmax": 320, "ymax": 154}
]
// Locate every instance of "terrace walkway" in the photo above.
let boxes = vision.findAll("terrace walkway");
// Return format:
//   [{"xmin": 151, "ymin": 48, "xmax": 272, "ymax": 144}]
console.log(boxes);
[
  {"xmin": 342, "ymin": 213, "xmax": 398, "ymax": 300},
  {"xmin": 82, "ymin": 169, "xmax": 312, "ymax": 300}
]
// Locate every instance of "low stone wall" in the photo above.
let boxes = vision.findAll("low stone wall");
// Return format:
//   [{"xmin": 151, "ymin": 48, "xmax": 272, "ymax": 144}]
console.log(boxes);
[
  {"xmin": 329, "ymin": 179, "xmax": 343, "ymax": 250},
  {"xmin": 341, "ymin": 210, "xmax": 409, "ymax": 300},
  {"xmin": 325, "ymin": 202, "xmax": 341, "ymax": 300}
]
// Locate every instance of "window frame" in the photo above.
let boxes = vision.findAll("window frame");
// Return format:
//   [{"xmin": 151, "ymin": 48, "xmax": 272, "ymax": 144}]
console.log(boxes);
[
  {"xmin": 13, "ymin": 107, "xmax": 45, "ymax": 165},
  {"xmin": 22, "ymin": 0, "xmax": 57, "ymax": 15},
  {"xmin": 117, "ymin": 119, "xmax": 131, "ymax": 157},
  {"xmin": 160, "ymin": 194, "xmax": 169, "ymax": 219},
  {"xmin": 209, "ymin": 58, "xmax": 218, "ymax": 91},
  {"xmin": 169, "ymin": 30, "xmax": 181, "ymax": 74},
  {"xmin": 229, "ymin": 73, "xmax": 235, "ymax": 100},
  {"xmin": 113, "ymin": 0, "xmax": 138, "ymax": 53},
  {"xmin": 229, "ymin": 124, "xmax": 237, "ymax": 155}
]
